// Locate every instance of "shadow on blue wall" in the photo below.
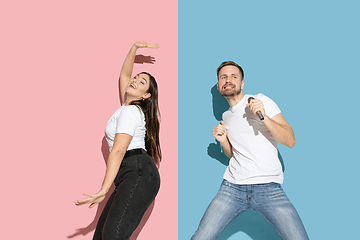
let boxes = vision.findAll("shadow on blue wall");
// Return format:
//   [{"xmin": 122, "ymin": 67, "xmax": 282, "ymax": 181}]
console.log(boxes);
[{"xmin": 207, "ymin": 84, "xmax": 283, "ymax": 240}]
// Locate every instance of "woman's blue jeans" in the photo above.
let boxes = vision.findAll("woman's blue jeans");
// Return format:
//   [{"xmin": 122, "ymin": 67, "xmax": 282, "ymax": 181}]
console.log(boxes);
[{"xmin": 191, "ymin": 180, "xmax": 309, "ymax": 240}]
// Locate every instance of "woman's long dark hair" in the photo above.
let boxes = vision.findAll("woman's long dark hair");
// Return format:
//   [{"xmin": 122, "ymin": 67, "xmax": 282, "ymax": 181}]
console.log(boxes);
[{"xmin": 130, "ymin": 72, "xmax": 162, "ymax": 164}]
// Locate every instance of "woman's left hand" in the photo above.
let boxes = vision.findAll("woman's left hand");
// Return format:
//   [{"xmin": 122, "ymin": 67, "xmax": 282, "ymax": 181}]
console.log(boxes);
[{"xmin": 75, "ymin": 190, "xmax": 107, "ymax": 208}]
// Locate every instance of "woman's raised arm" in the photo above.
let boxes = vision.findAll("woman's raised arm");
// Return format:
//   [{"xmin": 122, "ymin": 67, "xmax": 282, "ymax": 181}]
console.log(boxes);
[{"xmin": 119, "ymin": 42, "xmax": 159, "ymax": 103}]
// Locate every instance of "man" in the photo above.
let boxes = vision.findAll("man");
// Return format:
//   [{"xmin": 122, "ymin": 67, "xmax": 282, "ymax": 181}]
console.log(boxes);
[{"xmin": 191, "ymin": 61, "xmax": 309, "ymax": 240}]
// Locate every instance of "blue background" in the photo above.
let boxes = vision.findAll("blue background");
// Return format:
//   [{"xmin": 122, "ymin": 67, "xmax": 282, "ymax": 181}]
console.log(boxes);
[{"xmin": 179, "ymin": 0, "xmax": 360, "ymax": 239}]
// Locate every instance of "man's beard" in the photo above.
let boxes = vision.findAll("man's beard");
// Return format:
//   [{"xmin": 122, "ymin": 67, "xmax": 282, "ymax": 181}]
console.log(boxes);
[{"xmin": 220, "ymin": 88, "xmax": 242, "ymax": 97}]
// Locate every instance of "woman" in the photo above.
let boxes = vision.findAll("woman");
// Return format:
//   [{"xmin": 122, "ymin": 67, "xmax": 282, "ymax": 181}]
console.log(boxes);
[{"xmin": 75, "ymin": 41, "xmax": 161, "ymax": 240}]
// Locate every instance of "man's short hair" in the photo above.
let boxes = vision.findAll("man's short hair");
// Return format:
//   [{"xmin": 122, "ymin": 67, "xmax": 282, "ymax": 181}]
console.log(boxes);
[{"xmin": 217, "ymin": 61, "xmax": 244, "ymax": 80}]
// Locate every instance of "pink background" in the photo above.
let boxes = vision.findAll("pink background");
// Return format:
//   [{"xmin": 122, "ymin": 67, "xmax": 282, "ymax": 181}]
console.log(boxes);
[{"xmin": 0, "ymin": 1, "xmax": 177, "ymax": 239}]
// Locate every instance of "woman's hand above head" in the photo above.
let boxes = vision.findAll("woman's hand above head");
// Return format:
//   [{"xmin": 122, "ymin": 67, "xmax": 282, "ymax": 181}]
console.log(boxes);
[
  {"xmin": 119, "ymin": 41, "xmax": 159, "ymax": 104},
  {"xmin": 75, "ymin": 190, "xmax": 107, "ymax": 208},
  {"xmin": 134, "ymin": 41, "xmax": 159, "ymax": 49}
]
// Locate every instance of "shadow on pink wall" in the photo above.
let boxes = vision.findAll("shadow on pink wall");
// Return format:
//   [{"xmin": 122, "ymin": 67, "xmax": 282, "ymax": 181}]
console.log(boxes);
[{"xmin": 67, "ymin": 137, "xmax": 155, "ymax": 239}]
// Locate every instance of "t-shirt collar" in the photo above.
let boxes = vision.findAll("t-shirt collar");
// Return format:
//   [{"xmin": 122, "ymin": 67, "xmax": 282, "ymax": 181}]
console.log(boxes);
[{"xmin": 230, "ymin": 94, "xmax": 248, "ymax": 113}]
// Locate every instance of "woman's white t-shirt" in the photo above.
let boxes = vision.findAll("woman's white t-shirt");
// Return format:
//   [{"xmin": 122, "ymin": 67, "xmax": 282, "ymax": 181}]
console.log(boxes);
[{"xmin": 105, "ymin": 105, "xmax": 146, "ymax": 152}]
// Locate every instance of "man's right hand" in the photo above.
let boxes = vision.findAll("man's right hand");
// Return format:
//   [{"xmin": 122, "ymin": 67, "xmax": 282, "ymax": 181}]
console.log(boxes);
[{"xmin": 213, "ymin": 120, "xmax": 227, "ymax": 143}]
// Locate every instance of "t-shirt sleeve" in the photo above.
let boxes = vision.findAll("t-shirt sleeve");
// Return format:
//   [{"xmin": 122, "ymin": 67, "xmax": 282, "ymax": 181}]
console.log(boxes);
[
  {"xmin": 115, "ymin": 106, "xmax": 141, "ymax": 136},
  {"xmin": 257, "ymin": 93, "xmax": 281, "ymax": 119}
]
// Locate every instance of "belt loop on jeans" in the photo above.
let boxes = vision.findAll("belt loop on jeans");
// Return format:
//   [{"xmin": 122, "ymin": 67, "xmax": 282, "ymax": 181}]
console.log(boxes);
[{"xmin": 124, "ymin": 148, "xmax": 145, "ymax": 158}]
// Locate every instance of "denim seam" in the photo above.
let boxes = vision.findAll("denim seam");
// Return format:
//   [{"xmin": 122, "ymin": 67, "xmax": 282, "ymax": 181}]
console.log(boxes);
[
  {"xmin": 252, "ymin": 209, "xmax": 284, "ymax": 240},
  {"xmin": 215, "ymin": 209, "xmax": 247, "ymax": 239},
  {"xmin": 115, "ymin": 157, "xmax": 142, "ymax": 239}
]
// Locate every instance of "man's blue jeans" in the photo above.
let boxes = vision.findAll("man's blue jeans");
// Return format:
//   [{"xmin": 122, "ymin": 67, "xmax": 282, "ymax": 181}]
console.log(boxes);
[{"xmin": 191, "ymin": 180, "xmax": 309, "ymax": 240}]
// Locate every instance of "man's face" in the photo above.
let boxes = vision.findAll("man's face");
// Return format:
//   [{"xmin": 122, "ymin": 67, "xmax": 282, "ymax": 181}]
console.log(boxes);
[{"xmin": 217, "ymin": 65, "xmax": 244, "ymax": 97}]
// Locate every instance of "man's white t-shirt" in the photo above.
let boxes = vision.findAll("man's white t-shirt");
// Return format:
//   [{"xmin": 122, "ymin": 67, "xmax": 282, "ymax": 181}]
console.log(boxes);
[
  {"xmin": 223, "ymin": 93, "xmax": 283, "ymax": 185},
  {"xmin": 105, "ymin": 105, "xmax": 146, "ymax": 152}
]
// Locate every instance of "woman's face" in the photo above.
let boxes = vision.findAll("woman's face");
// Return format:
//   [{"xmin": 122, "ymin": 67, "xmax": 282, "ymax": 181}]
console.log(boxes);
[{"xmin": 126, "ymin": 73, "xmax": 151, "ymax": 100}]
